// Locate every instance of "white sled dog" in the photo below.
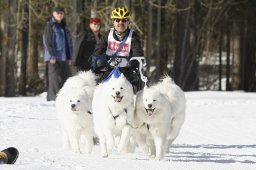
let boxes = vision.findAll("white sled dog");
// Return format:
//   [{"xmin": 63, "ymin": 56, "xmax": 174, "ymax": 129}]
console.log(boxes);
[
  {"xmin": 134, "ymin": 76, "xmax": 186, "ymax": 160},
  {"xmin": 56, "ymin": 71, "xmax": 96, "ymax": 153},
  {"xmin": 92, "ymin": 74, "xmax": 135, "ymax": 157}
]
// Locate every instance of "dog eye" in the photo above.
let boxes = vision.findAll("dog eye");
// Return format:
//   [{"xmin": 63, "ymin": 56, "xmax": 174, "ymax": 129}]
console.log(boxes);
[
  {"xmin": 70, "ymin": 100, "xmax": 72, "ymax": 102},
  {"xmin": 153, "ymin": 100, "xmax": 156, "ymax": 102},
  {"xmin": 77, "ymin": 100, "xmax": 80, "ymax": 102},
  {"xmin": 120, "ymin": 87, "xmax": 123, "ymax": 89},
  {"xmin": 112, "ymin": 88, "xmax": 115, "ymax": 90},
  {"xmin": 145, "ymin": 99, "xmax": 147, "ymax": 102}
]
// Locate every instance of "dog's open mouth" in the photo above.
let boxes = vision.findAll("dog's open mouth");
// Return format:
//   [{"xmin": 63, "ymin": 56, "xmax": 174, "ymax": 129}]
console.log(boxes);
[
  {"xmin": 71, "ymin": 108, "xmax": 77, "ymax": 111},
  {"xmin": 145, "ymin": 108, "xmax": 155, "ymax": 116},
  {"xmin": 112, "ymin": 95, "xmax": 123, "ymax": 102}
]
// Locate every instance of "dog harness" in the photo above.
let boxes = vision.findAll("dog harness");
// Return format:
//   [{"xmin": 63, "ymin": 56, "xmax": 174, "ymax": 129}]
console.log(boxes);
[
  {"xmin": 130, "ymin": 122, "xmax": 150, "ymax": 130},
  {"xmin": 112, "ymin": 108, "xmax": 127, "ymax": 120}
]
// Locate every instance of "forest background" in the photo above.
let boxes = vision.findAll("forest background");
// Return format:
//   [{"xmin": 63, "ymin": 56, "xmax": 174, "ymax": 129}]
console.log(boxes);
[{"xmin": 0, "ymin": 0, "xmax": 255, "ymax": 97}]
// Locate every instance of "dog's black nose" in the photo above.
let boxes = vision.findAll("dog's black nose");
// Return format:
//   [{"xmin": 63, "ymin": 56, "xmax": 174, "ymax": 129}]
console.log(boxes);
[
  {"xmin": 71, "ymin": 104, "xmax": 76, "ymax": 108},
  {"xmin": 116, "ymin": 91, "xmax": 120, "ymax": 96},
  {"xmin": 148, "ymin": 104, "xmax": 152, "ymax": 108}
]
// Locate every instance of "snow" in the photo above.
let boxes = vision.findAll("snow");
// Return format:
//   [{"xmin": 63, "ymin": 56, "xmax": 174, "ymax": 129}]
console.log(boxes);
[{"xmin": 0, "ymin": 91, "xmax": 256, "ymax": 170}]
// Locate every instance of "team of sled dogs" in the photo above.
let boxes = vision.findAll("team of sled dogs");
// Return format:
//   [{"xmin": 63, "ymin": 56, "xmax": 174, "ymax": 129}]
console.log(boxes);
[{"xmin": 56, "ymin": 70, "xmax": 186, "ymax": 160}]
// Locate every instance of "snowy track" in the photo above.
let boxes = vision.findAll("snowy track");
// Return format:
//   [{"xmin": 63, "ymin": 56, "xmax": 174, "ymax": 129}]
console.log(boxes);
[{"xmin": 0, "ymin": 92, "xmax": 255, "ymax": 170}]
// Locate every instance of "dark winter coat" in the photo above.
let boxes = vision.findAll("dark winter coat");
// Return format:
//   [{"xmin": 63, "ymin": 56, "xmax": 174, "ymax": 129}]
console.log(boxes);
[
  {"xmin": 75, "ymin": 28, "xmax": 102, "ymax": 71},
  {"xmin": 90, "ymin": 28, "xmax": 145, "ymax": 92},
  {"xmin": 43, "ymin": 17, "xmax": 73, "ymax": 62},
  {"xmin": 91, "ymin": 28, "xmax": 144, "ymax": 59}
]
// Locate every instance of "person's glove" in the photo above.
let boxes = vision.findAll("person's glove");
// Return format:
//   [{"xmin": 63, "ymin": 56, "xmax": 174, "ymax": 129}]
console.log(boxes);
[
  {"xmin": 90, "ymin": 55, "xmax": 109, "ymax": 73},
  {"xmin": 129, "ymin": 59, "xmax": 140, "ymax": 72}
]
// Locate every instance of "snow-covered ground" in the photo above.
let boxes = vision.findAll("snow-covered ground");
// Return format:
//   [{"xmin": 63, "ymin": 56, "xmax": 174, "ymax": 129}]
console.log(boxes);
[{"xmin": 0, "ymin": 91, "xmax": 255, "ymax": 170}]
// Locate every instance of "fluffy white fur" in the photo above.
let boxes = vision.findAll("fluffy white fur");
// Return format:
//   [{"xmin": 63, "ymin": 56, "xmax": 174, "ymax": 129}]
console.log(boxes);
[
  {"xmin": 157, "ymin": 76, "xmax": 186, "ymax": 145},
  {"xmin": 56, "ymin": 71, "xmax": 96, "ymax": 153},
  {"xmin": 92, "ymin": 74, "xmax": 135, "ymax": 157},
  {"xmin": 134, "ymin": 76, "xmax": 186, "ymax": 160}
]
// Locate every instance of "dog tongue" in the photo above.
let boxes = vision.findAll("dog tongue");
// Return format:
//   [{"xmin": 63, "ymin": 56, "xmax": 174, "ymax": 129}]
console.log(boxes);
[
  {"xmin": 147, "ymin": 109, "xmax": 154, "ymax": 116},
  {"xmin": 71, "ymin": 108, "xmax": 76, "ymax": 111},
  {"xmin": 114, "ymin": 96, "xmax": 123, "ymax": 102},
  {"xmin": 114, "ymin": 97, "xmax": 122, "ymax": 102}
]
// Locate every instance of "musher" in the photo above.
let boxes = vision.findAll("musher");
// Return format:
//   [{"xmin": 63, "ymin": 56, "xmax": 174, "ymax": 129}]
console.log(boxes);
[{"xmin": 90, "ymin": 7, "xmax": 145, "ymax": 93}]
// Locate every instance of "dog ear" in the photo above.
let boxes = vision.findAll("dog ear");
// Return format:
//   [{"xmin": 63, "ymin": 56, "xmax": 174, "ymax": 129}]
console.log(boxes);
[
  {"xmin": 120, "ymin": 73, "xmax": 125, "ymax": 79},
  {"xmin": 81, "ymin": 87, "xmax": 89, "ymax": 95}
]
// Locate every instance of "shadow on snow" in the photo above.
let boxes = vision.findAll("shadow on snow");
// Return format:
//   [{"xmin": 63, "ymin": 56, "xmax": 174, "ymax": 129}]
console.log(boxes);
[{"xmin": 165, "ymin": 144, "xmax": 256, "ymax": 164}]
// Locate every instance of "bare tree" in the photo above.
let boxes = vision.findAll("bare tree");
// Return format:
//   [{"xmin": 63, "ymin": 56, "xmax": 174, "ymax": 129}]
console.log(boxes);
[
  {"xmin": 0, "ymin": 0, "xmax": 17, "ymax": 96},
  {"xmin": 18, "ymin": 0, "xmax": 29, "ymax": 95},
  {"xmin": 25, "ymin": 0, "xmax": 41, "ymax": 94},
  {"xmin": 239, "ymin": 1, "xmax": 256, "ymax": 91},
  {"xmin": 174, "ymin": 0, "xmax": 199, "ymax": 90},
  {"xmin": 1, "ymin": 0, "xmax": 256, "ymax": 94},
  {"xmin": 70, "ymin": 0, "xmax": 84, "ymax": 74},
  {"xmin": 0, "ymin": 14, "xmax": 7, "ymax": 95}
]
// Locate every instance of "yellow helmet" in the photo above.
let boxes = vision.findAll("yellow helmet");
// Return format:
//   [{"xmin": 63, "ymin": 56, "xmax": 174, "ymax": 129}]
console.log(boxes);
[{"xmin": 111, "ymin": 7, "xmax": 131, "ymax": 19}]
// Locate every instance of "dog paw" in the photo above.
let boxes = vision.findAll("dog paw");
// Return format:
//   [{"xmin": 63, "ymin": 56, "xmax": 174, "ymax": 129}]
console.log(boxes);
[
  {"xmin": 63, "ymin": 145, "xmax": 70, "ymax": 151},
  {"xmin": 155, "ymin": 155, "xmax": 163, "ymax": 160},
  {"xmin": 75, "ymin": 150, "xmax": 81, "ymax": 154},
  {"xmin": 71, "ymin": 148, "xmax": 81, "ymax": 154},
  {"xmin": 117, "ymin": 147, "xmax": 126, "ymax": 154},
  {"xmin": 117, "ymin": 144, "xmax": 125, "ymax": 153},
  {"xmin": 150, "ymin": 154, "xmax": 156, "ymax": 159},
  {"xmin": 117, "ymin": 147, "xmax": 122, "ymax": 153},
  {"xmin": 84, "ymin": 149, "xmax": 92, "ymax": 154},
  {"xmin": 101, "ymin": 152, "xmax": 108, "ymax": 158}
]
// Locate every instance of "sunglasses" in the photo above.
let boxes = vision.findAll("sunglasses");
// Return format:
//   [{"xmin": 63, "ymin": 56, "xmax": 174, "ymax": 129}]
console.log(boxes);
[
  {"xmin": 114, "ymin": 19, "xmax": 129, "ymax": 23},
  {"xmin": 56, "ymin": 11, "xmax": 64, "ymax": 15}
]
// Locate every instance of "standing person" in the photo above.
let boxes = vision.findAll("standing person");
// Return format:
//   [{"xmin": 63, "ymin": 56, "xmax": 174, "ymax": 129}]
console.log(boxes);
[
  {"xmin": 90, "ymin": 7, "xmax": 145, "ymax": 92},
  {"xmin": 75, "ymin": 17, "xmax": 102, "ymax": 71},
  {"xmin": 43, "ymin": 6, "xmax": 73, "ymax": 101}
]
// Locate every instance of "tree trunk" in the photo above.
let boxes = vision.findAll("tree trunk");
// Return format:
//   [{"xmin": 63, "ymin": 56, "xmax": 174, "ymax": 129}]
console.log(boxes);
[
  {"xmin": 239, "ymin": 8, "xmax": 247, "ymax": 90},
  {"xmin": 218, "ymin": 23, "xmax": 223, "ymax": 91},
  {"xmin": 146, "ymin": 1, "xmax": 152, "ymax": 76},
  {"xmin": 155, "ymin": 0, "xmax": 161, "ymax": 78},
  {"xmin": 239, "ymin": 2, "xmax": 256, "ymax": 91},
  {"xmin": 18, "ymin": 0, "xmax": 29, "ymax": 95},
  {"xmin": 174, "ymin": 0, "xmax": 198, "ymax": 91},
  {"xmin": 71, "ymin": 0, "xmax": 83, "ymax": 74},
  {"xmin": 0, "ymin": 17, "xmax": 7, "ymax": 96},
  {"xmin": 226, "ymin": 20, "xmax": 231, "ymax": 91},
  {"xmin": 5, "ymin": 0, "xmax": 17, "ymax": 97},
  {"xmin": 231, "ymin": 21, "xmax": 240, "ymax": 90},
  {"xmin": 155, "ymin": 0, "xmax": 168, "ymax": 78},
  {"xmin": 27, "ymin": 0, "xmax": 39, "ymax": 91}
]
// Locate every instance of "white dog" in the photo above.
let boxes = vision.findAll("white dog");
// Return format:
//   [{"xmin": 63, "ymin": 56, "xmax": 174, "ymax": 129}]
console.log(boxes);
[
  {"xmin": 92, "ymin": 74, "xmax": 134, "ymax": 157},
  {"xmin": 60, "ymin": 71, "xmax": 96, "ymax": 98},
  {"xmin": 56, "ymin": 71, "xmax": 96, "ymax": 153},
  {"xmin": 134, "ymin": 76, "xmax": 186, "ymax": 160},
  {"xmin": 157, "ymin": 76, "xmax": 186, "ymax": 145}
]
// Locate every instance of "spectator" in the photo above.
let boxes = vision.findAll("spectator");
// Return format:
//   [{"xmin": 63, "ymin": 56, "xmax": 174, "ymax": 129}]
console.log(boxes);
[
  {"xmin": 43, "ymin": 6, "xmax": 73, "ymax": 101},
  {"xmin": 75, "ymin": 17, "xmax": 102, "ymax": 71}
]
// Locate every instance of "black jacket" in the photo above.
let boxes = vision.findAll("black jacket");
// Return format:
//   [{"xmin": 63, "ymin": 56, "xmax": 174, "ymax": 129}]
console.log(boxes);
[
  {"xmin": 75, "ymin": 28, "xmax": 101, "ymax": 71},
  {"xmin": 92, "ymin": 28, "xmax": 144, "ymax": 59}
]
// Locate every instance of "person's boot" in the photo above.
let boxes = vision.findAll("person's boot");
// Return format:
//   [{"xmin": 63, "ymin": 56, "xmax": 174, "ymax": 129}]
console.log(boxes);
[{"xmin": 0, "ymin": 147, "xmax": 19, "ymax": 164}]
